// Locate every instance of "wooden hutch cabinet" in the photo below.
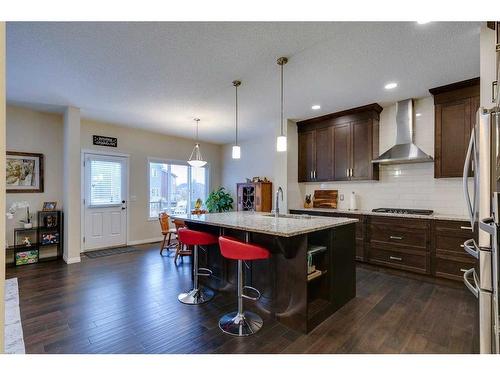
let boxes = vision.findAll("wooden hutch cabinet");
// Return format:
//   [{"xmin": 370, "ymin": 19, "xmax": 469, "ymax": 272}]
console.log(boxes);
[
  {"xmin": 429, "ymin": 77, "xmax": 480, "ymax": 178},
  {"xmin": 236, "ymin": 182, "xmax": 272, "ymax": 212},
  {"xmin": 297, "ymin": 103, "xmax": 382, "ymax": 182}
]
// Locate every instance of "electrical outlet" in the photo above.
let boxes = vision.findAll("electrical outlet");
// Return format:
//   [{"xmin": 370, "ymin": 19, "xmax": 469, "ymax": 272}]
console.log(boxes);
[{"xmin": 340, "ymin": 194, "xmax": 344, "ymax": 201}]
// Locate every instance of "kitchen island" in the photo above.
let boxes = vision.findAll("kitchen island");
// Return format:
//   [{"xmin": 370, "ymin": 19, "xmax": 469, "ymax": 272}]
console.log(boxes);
[{"xmin": 171, "ymin": 211, "xmax": 357, "ymax": 333}]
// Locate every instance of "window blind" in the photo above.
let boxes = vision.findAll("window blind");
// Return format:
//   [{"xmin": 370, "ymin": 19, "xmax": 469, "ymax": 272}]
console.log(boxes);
[{"xmin": 90, "ymin": 160, "xmax": 122, "ymax": 206}]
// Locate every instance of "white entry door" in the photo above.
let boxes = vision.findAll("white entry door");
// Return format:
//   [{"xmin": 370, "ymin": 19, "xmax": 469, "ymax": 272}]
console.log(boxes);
[{"xmin": 83, "ymin": 153, "xmax": 128, "ymax": 251}]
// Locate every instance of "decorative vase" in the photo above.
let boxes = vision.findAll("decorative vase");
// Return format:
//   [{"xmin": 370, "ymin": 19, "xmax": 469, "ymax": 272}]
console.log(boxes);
[{"xmin": 24, "ymin": 222, "xmax": 33, "ymax": 229}]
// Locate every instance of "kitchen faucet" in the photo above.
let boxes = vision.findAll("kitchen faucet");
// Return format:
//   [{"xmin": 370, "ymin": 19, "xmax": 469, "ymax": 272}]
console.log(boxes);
[{"xmin": 275, "ymin": 186, "xmax": 283, "ymax": 218}]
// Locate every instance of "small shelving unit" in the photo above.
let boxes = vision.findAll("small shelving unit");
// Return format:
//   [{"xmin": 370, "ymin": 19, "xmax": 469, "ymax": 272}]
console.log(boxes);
[
  {"xmin": 37, "ymin": 210, "xmax": 63, "ymax": 262},
  {"xmin": 306, "ymin": 231, "xmax": 334, "ymax": 330},
  {"xmin": 13, "ymin": 227, "xmax": 39, "ymax": 266},
  {"xmin": 10, "ymin": 210, "xmax": 63, "ymax": 266}
]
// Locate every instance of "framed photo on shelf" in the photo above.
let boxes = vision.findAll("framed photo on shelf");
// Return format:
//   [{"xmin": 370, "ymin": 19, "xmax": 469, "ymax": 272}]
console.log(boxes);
[
  {"xmin": 42, "ymin": 201, "xmax": 57, "ymax": 211},
  {"xmin": 6, "ymin": 151, "xmax": 44, "ymax": 193}
]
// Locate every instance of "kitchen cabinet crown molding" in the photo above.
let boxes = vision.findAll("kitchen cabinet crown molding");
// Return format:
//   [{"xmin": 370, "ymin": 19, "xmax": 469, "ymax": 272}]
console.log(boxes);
[
  {"xmin": 296, "ymin": 103, "xmax": 383, "ymax": 131},
  {"xmin": 429, "ymin": 77, "xmax": 480, "ymax": 104}
]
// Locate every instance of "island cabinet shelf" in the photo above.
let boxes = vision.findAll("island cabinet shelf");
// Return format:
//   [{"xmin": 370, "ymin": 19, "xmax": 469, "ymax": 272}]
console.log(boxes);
[{"xmin": 174, "ymin": 212, "xmax": 357, "ymax": 334}]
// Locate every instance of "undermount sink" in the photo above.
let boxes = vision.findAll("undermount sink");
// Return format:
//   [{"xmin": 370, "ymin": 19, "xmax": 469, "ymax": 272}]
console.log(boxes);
[{"xmin": 262, "ymin": 213, "xmax": 312, "ymax": 219}]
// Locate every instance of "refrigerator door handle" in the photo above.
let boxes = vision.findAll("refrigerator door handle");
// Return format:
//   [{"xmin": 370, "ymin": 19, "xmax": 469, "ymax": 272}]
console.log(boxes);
[
  {"xmin": 479, "ymin": 217, "xmax": 496, "ymax": 236},
  {"xmin": 463, "ymin": 128, "xmax": 477, "ymax": 228},
  {"xmin": 463, "ymin": 267, "xmax": 480, "ymax": 299},
  {"xmin": 462, "ymin": 238, "xmax": 479, "ymax": 259}
]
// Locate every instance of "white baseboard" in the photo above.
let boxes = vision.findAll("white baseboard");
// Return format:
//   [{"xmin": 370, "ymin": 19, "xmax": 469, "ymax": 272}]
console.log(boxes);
[
  {"xmin": 63, "ymin": 255, "xmax": 81, "ymax": 264},
  {"xmin": 127, "ymin": 236, "xmax": 163, "ymax": 246}
]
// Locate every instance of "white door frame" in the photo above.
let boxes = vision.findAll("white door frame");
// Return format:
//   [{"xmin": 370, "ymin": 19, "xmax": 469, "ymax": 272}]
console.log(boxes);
[{"xmin": 81, "ymin": 149, "xmax": 130, "ymax": 252}]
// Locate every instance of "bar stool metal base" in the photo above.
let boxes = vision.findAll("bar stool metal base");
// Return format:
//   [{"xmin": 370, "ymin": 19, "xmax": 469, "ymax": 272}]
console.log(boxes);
[
  {"xmin": 218, "ymin": 311, "xmax": 263, "ymax": 336},
  {"xmin": 178, "ymin": 287, "xmax": 214, "ymax": 305}
]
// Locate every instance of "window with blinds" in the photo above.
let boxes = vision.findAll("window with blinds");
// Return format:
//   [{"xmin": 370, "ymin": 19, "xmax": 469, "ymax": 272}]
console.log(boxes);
[{"xmin": 90, "ymin": 159, "xmax": 122, "ymax": 206}]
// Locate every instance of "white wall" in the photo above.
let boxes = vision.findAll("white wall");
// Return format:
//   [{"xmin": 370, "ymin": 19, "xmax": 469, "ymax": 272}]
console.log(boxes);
[
  {"xmin": 81, "ymin": 118, "xmax": 222, "ymax": 244},
  {"xmin": 5, "ymin": 106, "xmax": 64, "ymax": 249},
  {"xmin": 223, "ymin": 96, "xmax": 469, "ymax": 217},
  {"xmin": 221, "ymin": 120, "xmax": 294, "ymax": 212}
]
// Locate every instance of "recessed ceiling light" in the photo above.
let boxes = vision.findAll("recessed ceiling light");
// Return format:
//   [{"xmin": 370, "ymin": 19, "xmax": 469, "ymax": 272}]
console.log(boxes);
[
  {"xmin": 311, "ymin": 105, "xmax": 321, "ymax": 110},
  {"xmin": 417, "ymin": 21, "xmax": 430, "ymax": 25},
  {"xmin": 416, "ymin": 113, "xmax": 422, "ymax": 117},
  {"xmin": 384, "ymin": 82, "xmax": 398, "ymax": 90}
]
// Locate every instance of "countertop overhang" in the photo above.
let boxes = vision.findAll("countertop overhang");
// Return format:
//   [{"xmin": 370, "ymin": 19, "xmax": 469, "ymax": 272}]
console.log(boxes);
[{"xmin": 171, "ymin": 211, "xmax": 358, "ymax": 237}]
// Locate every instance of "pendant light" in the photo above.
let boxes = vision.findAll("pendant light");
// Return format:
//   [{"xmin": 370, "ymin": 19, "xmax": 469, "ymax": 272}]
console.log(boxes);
[
  {"xmin": 188, "ymin": 118, "xmax": 207, "ymax": 167},
  {"xmin": 232, "ymin": 80, "xmax": 241, "ymax": 159},
  {"xmin": 276, "ymin": 56, "xmax": 288, "ymax": 152}
]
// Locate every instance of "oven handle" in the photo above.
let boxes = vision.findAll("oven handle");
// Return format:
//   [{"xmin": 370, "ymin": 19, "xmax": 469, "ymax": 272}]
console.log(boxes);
[{"xmin": 463, "ymin": 267, "xmax": 479, "ymax": 299}]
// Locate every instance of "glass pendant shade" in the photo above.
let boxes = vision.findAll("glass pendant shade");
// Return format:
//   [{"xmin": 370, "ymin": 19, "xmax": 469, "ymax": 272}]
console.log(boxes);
[
  {"xmin": 232, "ymin": 145, "xmax": 241, "ymax": 159},
  {"xmin": 276, "ymin": 135, "xmax": 287, "ymax": 152},
  {"xmin": 188, "ymin": 143, "xmax": 207, "ymax": 167}
]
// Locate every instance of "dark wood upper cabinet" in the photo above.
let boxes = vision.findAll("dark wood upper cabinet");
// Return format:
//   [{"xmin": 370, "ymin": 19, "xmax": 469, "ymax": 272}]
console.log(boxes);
[
  {"xmin": 315, "ymin": 127, "xmax": 333, "ymax": 181},
  {"xmin": 333, "ymin": 123, "xmax": 350, "ymax": 181},
  {"xmin": 430, "ymin": 78, "xmax": 480, "ymax": 178},
  {"xmin": 298, "ymin": 131, "xmax": 315, "ymax": 182},
  {"xmin": 297, "ymin": 103, "xmax": 381, "ymax": 182}
]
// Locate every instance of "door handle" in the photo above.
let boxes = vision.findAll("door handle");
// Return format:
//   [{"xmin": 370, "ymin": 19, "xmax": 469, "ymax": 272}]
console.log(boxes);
[
  {"xmin": 460, "ymin": 226, "xmax": 473, "ymax": 231},
  {"xmin": 463, "ymin": 128, "xmax": 476, "ymax": 228},
  {"xmin": 389, "ymin": 256, "xmax": 402, "ymax": 261},
  {"xmin": 492, "ymin": 80, "xmax": 498, "ymax": 103}
]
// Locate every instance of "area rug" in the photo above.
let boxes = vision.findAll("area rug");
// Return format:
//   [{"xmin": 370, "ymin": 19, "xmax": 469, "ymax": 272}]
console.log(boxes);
[
  {"xmin": 4, "ymin": 278, "xmax": 25, "ymax": 354},
  {"xmin": 84, "ymin": 246, "xmax": 139, "ymax": 259}
]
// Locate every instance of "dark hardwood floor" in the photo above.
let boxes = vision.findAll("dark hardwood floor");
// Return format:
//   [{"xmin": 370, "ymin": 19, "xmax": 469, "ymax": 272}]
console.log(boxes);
[{"xmin": 6, "ymin": 242, "xmax": 479, "ymax": 354}]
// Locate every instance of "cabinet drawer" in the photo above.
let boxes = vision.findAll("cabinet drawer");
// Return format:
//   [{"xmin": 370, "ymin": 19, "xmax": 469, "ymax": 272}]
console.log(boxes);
[
  {"xmin": 368, "ymin": 247, "xmax": 429, "ymax": 274},
  {"xmin": 369, "ymin": 221, "xmax": 429, "ymax": 250},
  {"xmin": 434, "ymin": 256, "xmax": 477, "ymax": 281}
]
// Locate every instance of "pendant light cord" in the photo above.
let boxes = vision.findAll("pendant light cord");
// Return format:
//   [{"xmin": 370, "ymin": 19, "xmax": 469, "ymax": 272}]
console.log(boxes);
[
  {"xmin": 280, "ymin": 62, "xmax": 284, "ymax": 136},
  {"xmin": 235, "ymin": 83, "xmax": 238, "ymax": 145},
  {"xmin": 195, "ymin": 118, "xmax": 200, "ymax": 143}
]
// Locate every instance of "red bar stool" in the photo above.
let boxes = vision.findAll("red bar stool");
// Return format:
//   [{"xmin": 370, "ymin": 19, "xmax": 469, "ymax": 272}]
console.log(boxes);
[
  {"xmin": 218, "ymin": 234, "xmax": 270, "ymax": 336},
  {"xmin": 177, "ymin": 228, "xmax": 218, "ymax": 305}
]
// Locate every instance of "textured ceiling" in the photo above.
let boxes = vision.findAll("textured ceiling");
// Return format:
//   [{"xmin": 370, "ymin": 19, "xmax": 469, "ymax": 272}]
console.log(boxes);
[{"xmin": 7, "ymin": 22, "xmax": 480, "ymax": 144}]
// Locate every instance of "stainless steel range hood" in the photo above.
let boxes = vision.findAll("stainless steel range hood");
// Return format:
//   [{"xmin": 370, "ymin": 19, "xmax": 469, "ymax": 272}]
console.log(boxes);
[{"xmin": 371, "ymin": 99, "xmax": 433, "ymax": 165}]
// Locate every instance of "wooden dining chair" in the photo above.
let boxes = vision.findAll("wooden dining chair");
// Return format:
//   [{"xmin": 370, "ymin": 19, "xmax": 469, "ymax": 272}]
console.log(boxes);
[
  {"xmin": 159, "ymin": 212, "xmax": 177, "ymax": 256},
  {"xmin": 173, "ymin": 219, "xmax": 193, "ymax": 264}
]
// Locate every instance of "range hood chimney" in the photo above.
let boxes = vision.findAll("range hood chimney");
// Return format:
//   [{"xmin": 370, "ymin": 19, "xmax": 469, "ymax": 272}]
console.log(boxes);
[{"xmin": 371, "ymin": 99, "xmax": 433, "ymax": 165}]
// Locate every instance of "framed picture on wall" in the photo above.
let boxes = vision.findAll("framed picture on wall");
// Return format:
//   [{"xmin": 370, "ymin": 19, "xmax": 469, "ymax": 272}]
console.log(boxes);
[{"xmin": 6, "ymin": 151, "xmax": 44, "ymax": 193}]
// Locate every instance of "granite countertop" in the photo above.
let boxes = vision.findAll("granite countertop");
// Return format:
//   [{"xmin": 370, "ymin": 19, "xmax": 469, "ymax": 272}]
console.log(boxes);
[
  {"xmin": 171, "ymin": 211, "xmax": 358, "ymax": 237},
  {"xmin": 289, "ymin": 207, "xmax": 468, "ymax": 222}
]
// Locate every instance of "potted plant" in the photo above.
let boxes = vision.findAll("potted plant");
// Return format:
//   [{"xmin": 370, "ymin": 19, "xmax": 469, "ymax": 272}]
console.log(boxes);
[
  {"xmin": 205, "ymin": 187, "xmax": 234, "ymax": 213},
  {"xmin": 20, "ymin": 206, "xmax": 33, "ymax": 229}
]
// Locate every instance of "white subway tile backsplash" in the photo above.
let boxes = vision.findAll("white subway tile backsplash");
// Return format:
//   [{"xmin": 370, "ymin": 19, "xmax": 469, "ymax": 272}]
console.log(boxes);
[{"xmin": 303, "ymin": 157, "xmax": 468, "ymax": 217}]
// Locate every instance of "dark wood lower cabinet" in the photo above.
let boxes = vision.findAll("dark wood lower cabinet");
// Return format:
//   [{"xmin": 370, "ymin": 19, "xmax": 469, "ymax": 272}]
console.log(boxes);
[
  {"xmin": 290, "ymin": 209, "xmax": 477, "ymax": 282},
  {"xmin": 433, "ymin": 220, "xmax": 478, "ymax": 281}
]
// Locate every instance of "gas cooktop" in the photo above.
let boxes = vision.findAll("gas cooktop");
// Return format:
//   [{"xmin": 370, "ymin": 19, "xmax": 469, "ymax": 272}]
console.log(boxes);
[{"xmin": 371, "ymin": 208, "xmax": 434, "ymax": 215}]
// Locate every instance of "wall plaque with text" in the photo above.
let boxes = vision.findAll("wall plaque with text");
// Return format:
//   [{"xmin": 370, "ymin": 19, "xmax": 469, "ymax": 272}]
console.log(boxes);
[{"xmin": 93, "ymin": 135, "xmax": 117, "ymax": 147}]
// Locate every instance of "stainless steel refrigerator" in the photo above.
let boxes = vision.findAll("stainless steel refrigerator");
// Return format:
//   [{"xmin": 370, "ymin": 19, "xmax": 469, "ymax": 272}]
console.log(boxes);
[{"xmin": 463, "ymin": 107, "xmax": 500, "ymax": 354}]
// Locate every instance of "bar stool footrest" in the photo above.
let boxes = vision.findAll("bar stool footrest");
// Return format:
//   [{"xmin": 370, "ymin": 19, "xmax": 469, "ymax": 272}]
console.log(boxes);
[
  {"xmin": 242, "ymin": 285, "xmax": 261, "ymax": 301},
  {"xmin": 197, "ymin": 267, "xmax": 213, "ymax": 277}
]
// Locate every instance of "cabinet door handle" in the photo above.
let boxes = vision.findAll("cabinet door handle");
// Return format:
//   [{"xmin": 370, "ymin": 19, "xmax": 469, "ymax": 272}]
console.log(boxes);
[
  {"xmin": 460, "ymin": 226, "xmax": 473, "ymax": 231},
  {"xmin": 310, "ymin": 171, "xmax": 313, "ymax": 180},
  {"xmin": 390, "ymin": 235, "xmax": 403, "ymax": 240},
  {"xmin": 389, "ymin": 256, "xmax": 402, "ymax": 261},
  {"xmin": 314, "ymin": 170, "xmax": 316, "ymax": 179},
  {"xmin": 493, "ymin": 80, "xmax": 498, "ymax": 103},
  {"xmin": 350, "ymin": 168, "xmax": 353, "ymax": 177},
  {"xmin": 346, "ymin": 168, "xmax": 349, "ymax": 177}
]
